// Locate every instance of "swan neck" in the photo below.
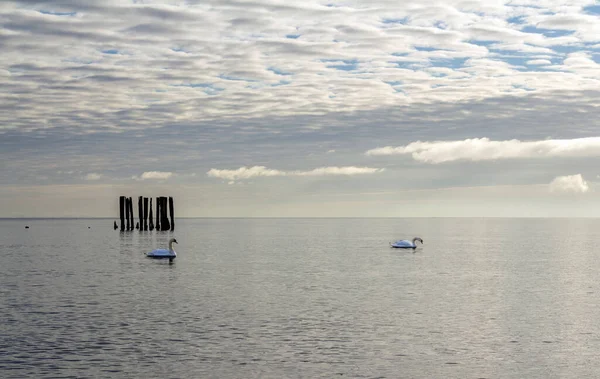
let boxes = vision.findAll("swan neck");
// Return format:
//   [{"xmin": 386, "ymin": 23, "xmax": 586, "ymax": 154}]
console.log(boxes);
[{"xmin": 169, "ymin": 241, "xmax": 173, "ymax": 251}]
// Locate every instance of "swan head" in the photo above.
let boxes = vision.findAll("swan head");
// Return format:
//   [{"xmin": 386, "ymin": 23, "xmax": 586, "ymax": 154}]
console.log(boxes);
[
  {"xmin": 169, "ymin": 238, "xmax": 178, "ymax": 245},
  {"xmin": 413, "ymin": 237, "xmax": 423, "ymax": 245}
]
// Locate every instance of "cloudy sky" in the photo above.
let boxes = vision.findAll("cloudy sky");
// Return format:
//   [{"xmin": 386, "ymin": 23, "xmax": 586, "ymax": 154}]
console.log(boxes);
[{"xmin": 1, "ymin": 0, "xmax": 600, "ymax": 217}]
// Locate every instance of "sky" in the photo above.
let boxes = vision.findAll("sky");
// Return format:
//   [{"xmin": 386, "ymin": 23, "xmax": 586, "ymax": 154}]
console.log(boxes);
[{"xmin": 1, "ymin": 0, "xmax": 600, "ymax": 217}]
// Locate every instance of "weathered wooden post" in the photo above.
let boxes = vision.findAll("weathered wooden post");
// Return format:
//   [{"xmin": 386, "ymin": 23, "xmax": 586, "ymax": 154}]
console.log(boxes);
[
  {"xmin": 159, "ymin": 197, "xmax": 164, "ymax": 230},
  {"xmin": 119, "ymin": 196, "xmax": 125, "ymax": 231},
  {"xmin": 169, "ymin": 196, "xmax": 175, "ymax": 231},
  {"xmin": 155, "ymin": 197, "xmax": 161, "ymax": 231},
  {"xmin": 158, "ymin": 197, "xmax": 163, "ymax": 230},
  {"xmin": 125, "ymin": 197, "xmax": 130, "ymax": 231},
  {"xmin": 124, "ymin": 198, "xmax": 127, "ymax": 231},
  {"xmin": 128, "ymin": 197, "xmax": 134, "ymax": 231},
  {"xmin": 143, "ymin": 197, "xmax": 149, "ymax": 231},
  {"xmin": 165, "ymin": 197, "xmax": 171, "ymax": 231},
  {"xmin": 149, "ymin": 199, "xmax": 154, "ymax": 231},
  {"xmin": 138, "ymin": 196, "xmax": 143, "ymax": 231},
  {"xmin": 162, "ymin": 197, "xmax": 171, "ymax": 231}
]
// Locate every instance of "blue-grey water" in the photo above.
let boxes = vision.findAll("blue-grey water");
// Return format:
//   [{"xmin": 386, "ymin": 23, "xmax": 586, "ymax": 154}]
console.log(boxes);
[{"xmin": 2, "ymin": 218, "xmax": 600, "ymax": 378}]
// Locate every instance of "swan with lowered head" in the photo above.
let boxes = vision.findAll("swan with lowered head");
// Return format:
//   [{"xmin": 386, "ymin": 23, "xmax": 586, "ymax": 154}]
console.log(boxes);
[
  {"xmin": 147, "ymin": 238, "xmax": 178, "ymax": 261},
  {"xmin": 390, "ymin": 237, "xmax": 423, "ymax": 249}
]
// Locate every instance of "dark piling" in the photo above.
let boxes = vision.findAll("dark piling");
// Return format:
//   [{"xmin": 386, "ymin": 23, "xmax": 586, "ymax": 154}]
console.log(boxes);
[
  {"xmin": 138, "ymin": 197, "xmax": 143, "ymax": 231},
  {"xmin": 149, "ymin": 199, "xmax": 154, "ymax": 231},
  {"xmin": 128, "ymin": 197, "xmax": 134, "ymax": 230},
  {"xmin": 155, "ymin": 197, "xmax": 161, "ymax": 231},
  {"xmin": 169, "ymin": 197, "xmax": 174, "ymax": 231},
  {"xmin": 119, "ymin": 196, "xmax": 125, "ymax": 232},
  {"xmin": 143, "ymin": 197, "xmax": 149, "ymax": 231},
  {"xmin": 162, "ymin": 197, "xmax": 170, "ymax": 231},
  {"xmin": 158, "ymin": 197, "xmax": 164, "ymax": 230},
  {"xmin": 125, "ymin": 197, "xmax": 130, "ymax": 231}
]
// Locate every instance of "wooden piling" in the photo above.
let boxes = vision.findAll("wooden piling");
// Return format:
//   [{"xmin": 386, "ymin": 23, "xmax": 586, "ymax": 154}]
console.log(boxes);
[
  {"xmin": 125, "ymin": 197, "xmax": 130, "ymax": 230},
  {"xmin": 119, "ymin": 196, "xmax": 125, "ymax": 231},
  {"xmin": 169, "ymin": 197, "xmax": 174, "ymax": 231},
  {"xmin": 158, "ymin": 197, "xmax": 163, "ymax": 230},
  {"xmin": 159, "ymin": 197, "xmax": 165, "ymax": 230},
  {"xmin": 143, "ymin": 197, "xmax": 149, "ymax": 231},
  {"xmin": 162, "ymin": 197, "xmax": 171, "ymax": 231},
  {"xmin": 138, "ymin": 196, "xmax": 143, "ymax": 231},
  {"xmin": 165, "ymin": 197, "xmax": 171, "ymax": 231},
  {"xmin": 155, "ymin": 197, "xmax": 161, "ymax": 231},
  {"xmin": 149, "ymin": 199, "xmax": 154, "ymax": 231},
  {"xmin": 128, "ymin": 197, "xmax": 134, "ymax": 230}
]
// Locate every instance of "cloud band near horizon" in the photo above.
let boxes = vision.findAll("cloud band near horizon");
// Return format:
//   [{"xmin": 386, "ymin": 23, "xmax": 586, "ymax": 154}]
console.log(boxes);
[
  {"xmin": 207, "ymin": 166, "xmax": 384, "ymax": 181},
  {"xmin": 366, "ymin": 137, "xmax": 600, "ymax": 163}
]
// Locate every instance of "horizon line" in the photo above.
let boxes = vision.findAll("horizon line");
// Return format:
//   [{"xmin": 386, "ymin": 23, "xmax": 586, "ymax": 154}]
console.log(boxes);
[{"xmin": 3, "ymin": 216, "xmax": 600, "ymax": 220}]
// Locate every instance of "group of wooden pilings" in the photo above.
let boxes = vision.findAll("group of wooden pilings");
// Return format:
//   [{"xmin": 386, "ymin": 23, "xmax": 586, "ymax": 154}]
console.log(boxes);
[{"xmin": 115, "ymin": 196, "xmax": 174, "ymax": 231}]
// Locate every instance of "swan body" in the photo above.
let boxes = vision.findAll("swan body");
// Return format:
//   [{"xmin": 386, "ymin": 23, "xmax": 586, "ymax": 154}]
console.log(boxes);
[
  {"xmin": 390, "ymin": 237, "xmax": 423, "ymax": 249},
  {"xmin": 147, "ymin": 238, "xmax": 178, "ymax": 259}
]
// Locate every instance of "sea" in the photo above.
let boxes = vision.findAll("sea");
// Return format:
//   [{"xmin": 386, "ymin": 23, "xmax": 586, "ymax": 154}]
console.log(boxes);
[{"xmin": 2, "ymin": 217, "xmax": 600, "ymax": 378}]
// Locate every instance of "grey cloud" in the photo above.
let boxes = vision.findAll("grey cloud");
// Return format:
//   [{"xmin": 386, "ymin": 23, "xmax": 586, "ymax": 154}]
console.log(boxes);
[{"xmin": 123, "ymin": 23, "xmax": 185, "ymax": 37}]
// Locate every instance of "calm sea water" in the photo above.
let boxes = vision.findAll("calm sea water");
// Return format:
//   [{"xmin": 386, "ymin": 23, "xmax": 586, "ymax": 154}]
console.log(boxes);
[{"xmin": 2, "ymin": 218, "xmax": 600, "ymax": 378}]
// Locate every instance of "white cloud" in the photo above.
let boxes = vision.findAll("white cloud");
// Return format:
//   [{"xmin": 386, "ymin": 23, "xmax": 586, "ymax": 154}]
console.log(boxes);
[
  {"xmin": 561, "ymin": 52, "xmax": 599, "ymax": 74},
  {"xmin": 207, "ymin": 166, "xmax": 384, "ymax": 181},
  {"xmin": 295, "ymin": 166, "xmax": 384, "ymax": 176},
  {"xmin": 207, "ymin": 166, "xmax": 285, "ymax": 181},
  {"xmin": 527, "ymin": 59, "xmax": 552, "ymax": 65},
  {"xmin": 549, "ymin": 174, "xmax": 589, "ymax": 194},
  {"xmin": 84, "ymin": 173, "xmax": 102, "ymax": 181},
  {"xmin": 133, "ymin": 171, "xmax": 173, "ymax": 180},
  {"xmin": 366, "ymin": 137, "xmax": 600, "ymax": 164}
]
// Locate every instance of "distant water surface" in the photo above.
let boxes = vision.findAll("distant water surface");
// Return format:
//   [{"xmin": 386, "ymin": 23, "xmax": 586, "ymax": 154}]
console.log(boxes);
[{"xmin": 2, "ymin": 218, "xmax": 600, "ymax": 378}]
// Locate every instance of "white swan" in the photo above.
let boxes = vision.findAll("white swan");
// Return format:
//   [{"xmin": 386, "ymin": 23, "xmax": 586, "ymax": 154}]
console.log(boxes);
[
  {"xmin": 147, "ymin": 238, "xmax": 178, "ymax": 261},
  {"xmin": 390, "ymin": 237, "xmax": 423, "ymax": 249}
]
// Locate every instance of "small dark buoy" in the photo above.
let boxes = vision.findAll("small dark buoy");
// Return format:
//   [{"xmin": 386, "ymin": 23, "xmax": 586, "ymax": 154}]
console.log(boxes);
[
  {"xmin": 88, "ymin": 226, "xmax": 91, "ymax": 229},
  {"xmin": 25, "ymin": 226, "xmax": 29, "ymax": 229}
]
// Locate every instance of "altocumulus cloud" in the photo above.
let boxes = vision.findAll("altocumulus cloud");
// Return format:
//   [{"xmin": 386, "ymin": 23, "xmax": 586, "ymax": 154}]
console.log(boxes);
[
  {"xmin": 549, "ymin": 174, "xmax": 589, "ymax": 194},
  {"xmin": 366, "ymin": 137, "xmax": 600, "ymax": 164},
  {"xmin": 207, "ymin": 166, "xmax": 384, "ymax": 181},
  {"xmin": 2, "ymin": 0, "xmax": 600, "ymax": 135}
]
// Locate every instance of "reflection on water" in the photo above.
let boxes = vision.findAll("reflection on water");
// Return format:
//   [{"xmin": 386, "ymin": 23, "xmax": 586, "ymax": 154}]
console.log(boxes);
[{"xmin": 2, "ymin": 218, "xmax": 600, "ymax": 378}]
